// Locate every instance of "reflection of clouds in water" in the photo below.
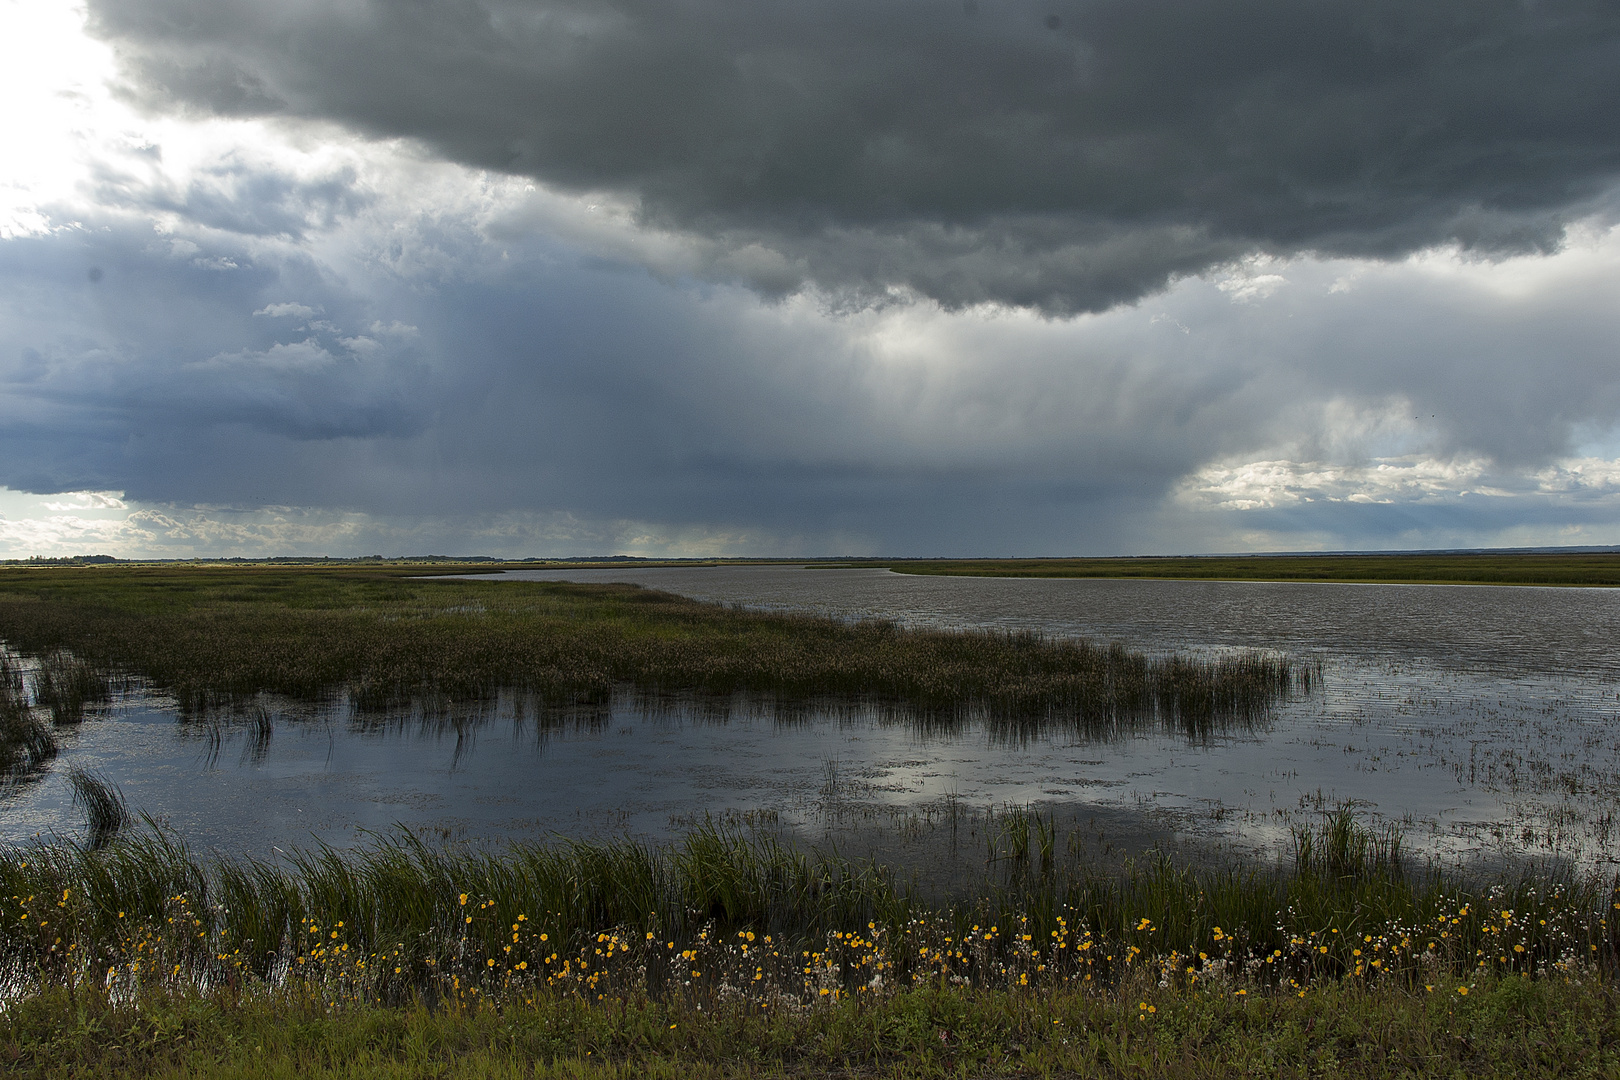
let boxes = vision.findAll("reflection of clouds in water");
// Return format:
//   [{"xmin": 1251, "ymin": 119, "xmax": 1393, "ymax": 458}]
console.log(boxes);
[
  {"xmin": 5, "ymin": 571, "xmax": 1619, "ymax": 871},
  {"xmin": 5, "ymin": 671, "xmax": 1615, "ymax": 874}
]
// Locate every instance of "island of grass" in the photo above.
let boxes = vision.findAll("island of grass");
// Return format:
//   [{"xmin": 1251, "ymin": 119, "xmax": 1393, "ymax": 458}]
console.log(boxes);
[
  {"xmin": 0, "ymin": 564, "xmax": 1298, "ymax": 737},
  {"xmin": 812, "ymin": 551, "xmax": 1620, "ymax": 586}
]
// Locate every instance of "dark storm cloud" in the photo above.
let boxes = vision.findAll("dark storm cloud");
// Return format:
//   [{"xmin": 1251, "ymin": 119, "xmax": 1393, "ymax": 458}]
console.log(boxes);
[
  {"xmin": 7, "ymin": 106, "xmax": 1620, "ymax": 555},
  {"xmin": 86, "ymin": 0, "xmax": 1620, "ymax": 313}
]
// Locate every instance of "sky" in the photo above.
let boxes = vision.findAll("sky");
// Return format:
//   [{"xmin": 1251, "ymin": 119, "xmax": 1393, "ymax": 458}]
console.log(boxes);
[{"xmin": 2, "ymin": 0, "xmax": 1619, "ymax": 559}]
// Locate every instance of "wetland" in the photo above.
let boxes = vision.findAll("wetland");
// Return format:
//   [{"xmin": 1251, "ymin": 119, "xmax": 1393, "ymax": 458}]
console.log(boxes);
[
  {"xmin": 0, "ymin": 561, "xmax": 1618, "ymax": 1077},
  {"xmin": 0, "ymin": 563, "xmax": 1616, "ymax": 881}
]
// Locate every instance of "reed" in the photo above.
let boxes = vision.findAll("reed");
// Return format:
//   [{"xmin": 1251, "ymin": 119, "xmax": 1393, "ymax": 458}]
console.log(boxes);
[
  {"xmin": 0, "ymin": 567, "xmax": 1302, "ymax": 737},
  {"xmin": 32, "ymin": 647, "xmax": 110, "ymax": 724},
  {"xmin": 65, "ymin": 765, "xmax": 129, "ymax": 849},
  {"xmin": 1293, "ymin": 806, "xmax": 1406, "ymax": 884},
  {"xmin": 0, "ymin": 654, "xmax": 54, "ymax": 775},
  {"xmin": 0, "ymin": 816, "xmax": 1612, "ymax": 1007}
]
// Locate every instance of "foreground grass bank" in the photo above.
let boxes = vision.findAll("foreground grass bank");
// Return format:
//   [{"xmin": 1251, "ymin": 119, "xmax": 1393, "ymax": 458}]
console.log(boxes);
[
  {"xmin": 2, "ymin": 818, "xmax": 1615, "ymax": 1004},
  {"xmin": 8, "ymin": 977, "xmax": 1616, "ymax": 1078},
  {"xmin": 1, "ymin": 818, "xmax": 1617, "ymax": 1077},
  {"xmin": 824, "ymin": 552, "xmax": 1620, "ymax": 586},
  {"xmin": 0, "ymin": 566, "xmax": 1298, "ymax": 732}
]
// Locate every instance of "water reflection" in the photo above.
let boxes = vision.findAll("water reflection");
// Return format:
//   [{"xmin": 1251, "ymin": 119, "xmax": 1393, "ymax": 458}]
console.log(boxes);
[{"xmin": 0, "ymin": 568, "xmax": 1617, "ymax": 878}]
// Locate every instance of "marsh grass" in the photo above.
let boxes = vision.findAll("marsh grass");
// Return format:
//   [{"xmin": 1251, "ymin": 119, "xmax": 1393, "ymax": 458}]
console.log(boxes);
[
  {"xmin": 65, "ymin": 765, "xmax": 129, "ymax": 849},
  {"xmin": 0, "ymin": 654, "xmax": 54, "ymax": 776},
  {"xmin": 0, "ymin": 814, "xmax": 1613, "ymax": 1012},
  {"xmin": 1294, "ymin": 806, "xmax": 1406, "ymax": 884},
  {"xmin": 242, "ymin": 704, "xmax": 274, "ymax": 767},
  {"xmin": 32, "ymin": 647, "xmax": 111, "ymax": 724},
  {"xmin": 0, "ymin": 567, "xmax": 1302, "ymax": 738}
]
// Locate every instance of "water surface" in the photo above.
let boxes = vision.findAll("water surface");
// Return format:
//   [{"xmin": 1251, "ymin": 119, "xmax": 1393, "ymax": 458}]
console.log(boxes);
[{"xmin": 5, "ymin": 567, "xmax": 1618, "ymax": 878}]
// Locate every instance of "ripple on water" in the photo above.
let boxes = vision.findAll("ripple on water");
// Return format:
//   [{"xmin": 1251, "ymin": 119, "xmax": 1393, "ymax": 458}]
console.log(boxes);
[{"xmin": 2, "ymin": 566, "xmax": 1618, "ymax": 876}]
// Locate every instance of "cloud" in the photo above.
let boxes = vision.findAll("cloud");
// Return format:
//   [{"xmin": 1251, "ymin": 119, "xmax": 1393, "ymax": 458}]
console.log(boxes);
[
  {"xmin": 39, "ymin": 491, "xmax": 128, "ymax": 512},
  {"xmin": 5, "ymin": 180, "xmax": 1620, "ymax": 556},
  {"xmin": 1178, "ymin": 457, "xmax": 1524, "ymax": 512},
  {"xmin": 0, "ymin": 495, "xmax": 847, "ymax": 560},
  {"xmin": 253, "ymin": 301, "xmax": 319, "ymax": 318},
  {"xmin": 4, "ymin": 4, "xmax": 1620, "ymax": 558},
  {"xmin": 86, "ymin": 139, "xmax": 374, "ymax": 241},
  {"xmin": 84, "ymin": 0, "xmax": 1620, "ymax": 313},
  {"xmin": 1166, "ymin": 453, "xmax": 1620, "ymax": 553}
]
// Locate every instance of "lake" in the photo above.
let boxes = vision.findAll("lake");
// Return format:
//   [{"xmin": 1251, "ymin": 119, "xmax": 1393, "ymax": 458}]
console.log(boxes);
[{"xmin": 4, "ymin": 565, "xmax": 1618, "ymax": 881}]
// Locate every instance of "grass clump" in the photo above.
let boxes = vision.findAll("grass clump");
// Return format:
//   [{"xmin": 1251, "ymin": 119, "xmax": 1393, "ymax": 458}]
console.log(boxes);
[
  {"xmin": 31, "ymin": 647, "xmax": 110, "ymax": 724},
  {"xmin": 0, "ymin": 566, "xmax": 1302, "ymax": 737},
  {"xmin": 1293, "ymin": 806, "xmax": 1406, "ymax": 884},
  {"xmin": 65, "ymin": 765, "xmax": 129, "ymax": 850},
  {"xmin": 0, "ymin": 653, "xmax": 54, "ymax": 776}
]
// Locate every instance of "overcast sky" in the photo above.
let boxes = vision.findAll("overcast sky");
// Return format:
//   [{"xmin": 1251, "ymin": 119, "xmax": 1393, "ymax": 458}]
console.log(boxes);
[{"xmin": 2, "ymin": 0, "xmax": 1619, "ymax": 558}]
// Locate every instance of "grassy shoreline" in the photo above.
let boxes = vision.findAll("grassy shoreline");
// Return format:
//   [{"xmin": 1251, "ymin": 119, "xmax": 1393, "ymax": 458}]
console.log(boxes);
[
  {"xmin": 1, "ymin": 816, "xmax": 1613, "ymax": 1001},
  {"xmin": 0, "ymin": 817, "xmax": 1616, "ymax": 1077},
  {"xmin": 814, "ymin": 553, "xmax": 1620, "ymax": 586}
]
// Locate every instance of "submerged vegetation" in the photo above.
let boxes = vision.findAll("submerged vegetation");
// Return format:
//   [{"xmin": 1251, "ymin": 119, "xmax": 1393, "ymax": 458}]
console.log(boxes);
[
  {"xmin": 0, "ymin": 566, "xmax": 1302, "ymax": 736},
  {"xmin": 0, "ymin": 646, "xmax": 116, "ymax": 784},
  {"xmin": 65, "ymin": 765, "xmax": 129, "ymax": 850},
  {"xmin": 831, "ymin": 552, "xmax": 1620, "ymax": 586},
  {"xmin": 0, "ymin": 814, "xmax": 1616, "ymax": 1075},
  {"xmin": 32, "ymin": 646, "xmax": 111, "ymax": 725},
  {"xmin": 0, "ymin": 654, "xmax": 55, "ymax": 777}
]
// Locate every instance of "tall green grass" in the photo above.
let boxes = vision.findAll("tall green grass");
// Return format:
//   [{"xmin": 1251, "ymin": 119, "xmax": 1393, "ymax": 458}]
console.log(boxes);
[
  {"xmin": 0, "ymin": 653, "xmax": 55, "ymax": 776},
  {"xmin": 32, "ymin": 647, "xmax": 111, "ymax": 724},
  {"xmin": 65, "ymin": 765, "xmax": 129, "ymax": 850},
  {"xmin": 0, "ymin": 567, "xmax": 1302, "ymax": 737},
  {"xmin": 0, "ymin": 815, "xmax": 1612, "ymax": 1006}
]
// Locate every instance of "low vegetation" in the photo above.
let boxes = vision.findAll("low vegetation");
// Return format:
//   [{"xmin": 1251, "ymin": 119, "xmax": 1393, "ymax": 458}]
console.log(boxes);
[
  {"xmin": 0, "ymin": 564, "xmax": 1605, "ymax": 1074},
  {"xmin": 827, "ymin": 552, "xmax": 1620, "ymax": 586},
  {"xmin": 0, "ymin": 566, "xmax": 1301, "ymax": 736},
  {"xmin": 0, "ymin": 814, "xmax": 1615, "ymax": 1076},
  {"xmin": 7, "ymin": 977, "xmax": 1617, "ymax": 1078}
]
